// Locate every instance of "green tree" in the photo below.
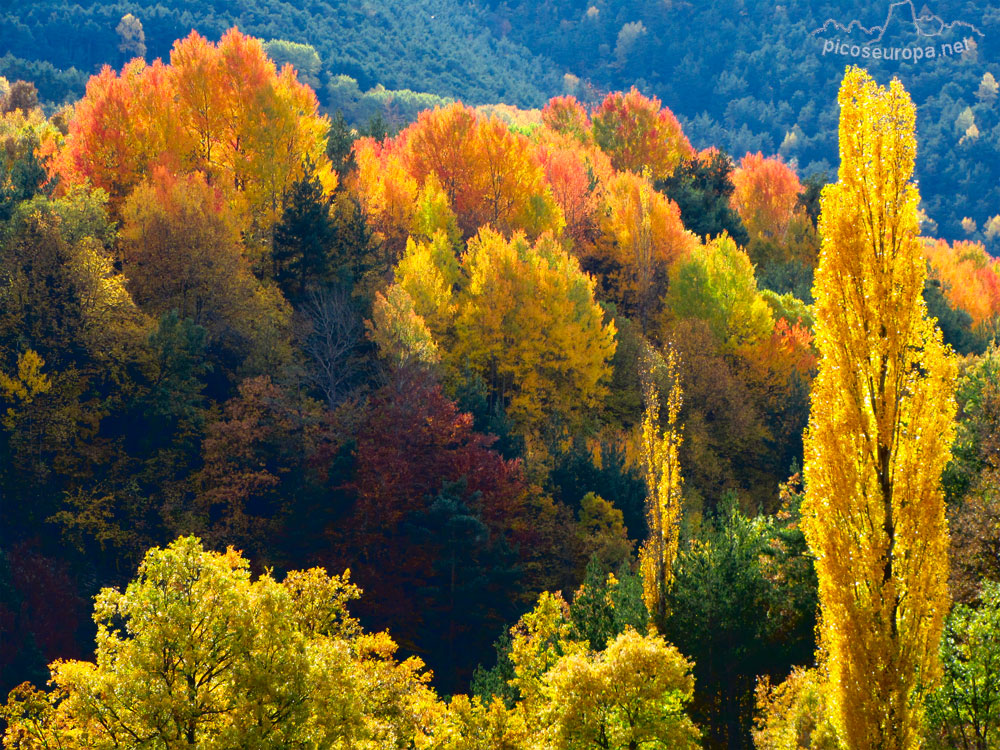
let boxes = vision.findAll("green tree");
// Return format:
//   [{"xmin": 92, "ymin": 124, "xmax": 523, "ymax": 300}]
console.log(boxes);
[
  {"xmin": 655, "ymin": 149, "xmax": 748, "ymax": 245},
  {"xmin": 569, "ymin": 558, "xmax": 647, "ymax": 652},
  {"xmin": 272, "ymin": 162, "xmax": 336, "ymax": 299},
  {"xmin": 927, "ymin": 582, "xmax": 1000, "ymax": 750},
  {"xmin": 263, "ymin": 39, "xmax": 322, "ymax": 90},
  {"xmin": 665, "ymin": 497, "xmax": 778, "ymax": 749}
]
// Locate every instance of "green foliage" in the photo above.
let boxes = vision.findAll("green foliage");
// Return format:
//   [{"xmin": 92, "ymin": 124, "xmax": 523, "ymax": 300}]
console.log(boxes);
[
  {"xmin": 404, "ymin": 480, "xmax": 522, "ymax": 695},
  {"xmin": 272, "ymin": 163, "xmax": 337, "ymax": 300},
  {"xmin": 944, "ymin": 346, "xmax": 1000, "ymax": 502},
  {"xmin": 1, "ymin": 2, "xmax": 556, "ymax": 109},
  {"xmin": 665, "ymin": 234, "xmax": 773, "ymax": 352},
  {"xmin": 263, "ymin": 39, "xmax": 322, "ymax": 89},
  {"xmin": 927, "ymin": 582, "xmax": 1000, "ymax": 749},
  {"xmin": 655, "ymin": 149, "xmax": 748, "ymax": 245},
  {"xmin": 665, "ymin": 495, "xmax": 818, "ymax": 750},
  {"xmin": 568, "ymin": 558, "xmax": 647, "ymax": 652},
  {"xmin": 328, "ymin": 74, "xmax": 453, "ymax": 130}
]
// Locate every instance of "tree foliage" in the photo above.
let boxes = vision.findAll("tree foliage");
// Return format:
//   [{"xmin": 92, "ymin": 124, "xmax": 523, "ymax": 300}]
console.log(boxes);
[
  {"xmin": 0, "ymin": 536, "xmax": 426, "ymax": 750},
  {"xmin": 54, "ymin": 28, "xmax": 335, "ymax": 233},
  {"xmin": 802, "ymin": 67, "xmax": 957, "ymax": 750}
]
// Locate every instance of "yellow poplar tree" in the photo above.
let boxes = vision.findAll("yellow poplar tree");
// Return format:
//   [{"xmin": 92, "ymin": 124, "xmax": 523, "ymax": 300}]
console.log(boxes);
[
  {"xmin": 638, "ymin": 346, "xmax": 683, "ymax": 631},
  {"xmin": 802, "ymin": 67, "xmax": 957, "ymax": 750}
]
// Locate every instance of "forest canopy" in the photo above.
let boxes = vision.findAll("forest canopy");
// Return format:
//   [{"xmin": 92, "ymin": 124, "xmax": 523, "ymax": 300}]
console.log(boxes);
[{"xmin": 2, "ymin": 18, "xmax": 1000, "ymax": 750}]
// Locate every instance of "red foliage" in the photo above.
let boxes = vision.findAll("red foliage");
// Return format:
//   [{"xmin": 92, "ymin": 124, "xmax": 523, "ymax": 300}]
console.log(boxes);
[
  {"xmin": 590, "ymin": 87, "xmax": 693, "ymax": 179},
  {"xmin": 1, "ymin": 543, "xmax": 84, "ymax": 683},
  {"xmin": 542, "ymin": 95, "xmax": 591, "ymax": 142}
]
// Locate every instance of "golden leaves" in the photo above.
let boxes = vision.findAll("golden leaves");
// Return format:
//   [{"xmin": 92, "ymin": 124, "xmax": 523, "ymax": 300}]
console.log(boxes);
[{"xmin": 802, "ymin": 66, "xmax": 956, "ymax": 750}]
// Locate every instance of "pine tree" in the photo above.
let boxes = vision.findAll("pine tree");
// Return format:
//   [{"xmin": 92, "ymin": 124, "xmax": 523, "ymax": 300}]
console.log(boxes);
[
  {"xmin": 272, "ymin": 162, "xmax": 336, "ymax": 299},
  {"xmin": 801, "ymin": 67, "xmax": 957, "ymax": 750}
]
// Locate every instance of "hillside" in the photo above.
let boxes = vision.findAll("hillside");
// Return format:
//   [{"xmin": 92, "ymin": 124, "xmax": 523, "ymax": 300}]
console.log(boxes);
[
  {"xmin": 3, "ymin": 1, "xmax": 999, "ymax": 247},
  {"xmin": 3, "ymin": 19, "xmax": 1000, "ymax": 750},
  {"xmin": 0, "ymin": 0, "xmax": 557, "ymax": 107}
]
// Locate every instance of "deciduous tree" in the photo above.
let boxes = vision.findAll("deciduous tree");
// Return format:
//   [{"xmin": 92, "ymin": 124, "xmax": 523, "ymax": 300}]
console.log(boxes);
[
  {"xmin": 802, "ymin": 67, "xmax": 957, "ymax": 750},
  {"xmin": 454, "ymin": 228, "xmax": 616, "ymax": 446},
  {"xmin": 591, "ymin": 88, "xmax": 693, "ymax": 181},
  {"xmin": 637, "ymin": 346, "xmax": 683, "ymax": 632},
  {"xmin": 589, "ymin": 170, "xmax": 697, "ymax": 327}
]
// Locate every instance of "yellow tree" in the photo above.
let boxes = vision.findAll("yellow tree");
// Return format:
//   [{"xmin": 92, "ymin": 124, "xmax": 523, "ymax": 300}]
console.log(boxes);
[
  {"xmin": 454, "ymin": 229, "xmax": 616, "ymax": 449},
  {"xmin": 638, "ymin": 346, "xmax": 684, "ymax": 631},
  {"xmin": 801, "ymin": 67, "xmax": 957, "ymax": 750}
]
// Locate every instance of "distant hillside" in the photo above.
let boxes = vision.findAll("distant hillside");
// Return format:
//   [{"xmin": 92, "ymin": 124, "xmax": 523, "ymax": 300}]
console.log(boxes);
[
  {"xmin": 3, "ymin": 0, "xmax": 999, "ymax": 248},
  {"xmin": 0, "ymin": 0, "xmax": 558, "ymax": 107},
  {"xmin": 483, "ymin": 0, "xmax": 1000, "ymax": 249}
]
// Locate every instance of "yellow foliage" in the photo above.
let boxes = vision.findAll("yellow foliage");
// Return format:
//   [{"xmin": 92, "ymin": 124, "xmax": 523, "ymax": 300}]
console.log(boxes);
[
  {"xmin": 353, "ymin": 136, "xmax": 418, "ymax": 252},
  {"xmin": 367, "ymin": 284, "xmax": 440, "ymax": 369},
  {"xmin": 802, "ymin": 67, "xmax": 956, "ymax": 750},
  {"xmin": 395, "ymin": 231, "xmax": 460, "ymax": 344},
  {"xmin": 541, "ymin": 628, "xmax": 700, "ymax": 750},
  {"xmin": 753, "ymin": 668, "xmax": 842, "ymax": 750},
  {"xmin": 592, "ymin": 170, "xmax": 697, "ymax": 326},
  {"xmin": 427, "ymin": 695, "xmax": 528, "ymax": 750},
  {"xmin": 509, "ymin": 591, "xmax": 584, "ymax": 719},
  {"xmin": 0, "ymin": 349, "xmax": 51, "ymax": 404},
  {"xmin": 637, "ymin": 345, "xmax": 684, "ymax": 629},
  {"xmin": 454, "ymin": 228, "xmax": 616, "ymax": 448}
]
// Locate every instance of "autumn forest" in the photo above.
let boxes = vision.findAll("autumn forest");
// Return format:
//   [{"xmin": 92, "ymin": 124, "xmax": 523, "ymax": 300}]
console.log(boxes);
[{"xmin": 1, "ymin": 9, "xmax": 1000, "ymax": 750}]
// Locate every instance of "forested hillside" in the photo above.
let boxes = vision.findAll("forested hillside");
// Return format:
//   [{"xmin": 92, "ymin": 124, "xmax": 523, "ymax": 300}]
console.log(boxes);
[
  {"xmin": 2, "ymin": 1, "xmax": 999, "ymax": 249},
  {"xmin": 2, "ymin": 15, "xmax": 1000, "ymax": 750}
]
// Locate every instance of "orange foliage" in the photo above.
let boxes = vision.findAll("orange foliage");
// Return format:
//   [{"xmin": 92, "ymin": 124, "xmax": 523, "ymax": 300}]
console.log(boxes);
[
  {"xmin": 730, "ymin": 152, "xmax": 803, "ymax": 243},
  {"xmin": 54, "ymin": 28, "xmax": 334, "ymax": 230},
  {"xmin": 759, "ymin": 319, "xmax": 816, "ymax": 378},
  {"xmin": 924, "ymin": 238, "xmax": 1000, "ymax": 327},
  {"xmin": 396, "ymin": 103, "xmax": 562, "ymax": 239},
  {"xmin": 590, "ymin": 87, "xmax": 693, "ymax": 180},
  {"xmin": 589, "ymin": 170, "xmax": 697, "ymax": 321},
  {"xmin": 352, "ymin": 136, "xmax": 419, "ymax": 254},
  {"xmin": 541, "ymin": 95, "xmax": 591, "ymax": 143},
  {"xmin": 534, "ymin": 131, "xmax": 612, "ymax": 253},
  {"xmin": 53, "ymin": 60, "xmax": 177, "ymax": 204}
]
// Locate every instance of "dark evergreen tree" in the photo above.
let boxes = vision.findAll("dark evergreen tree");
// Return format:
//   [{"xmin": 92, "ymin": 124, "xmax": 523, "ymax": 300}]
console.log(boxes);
[
  {"xmin": 568, "ymin": 557, "xmax": 646, "ymax": 651},
  {"xmin": 665, "ymin": 495, "xmax": 817, "ymax": 750},
  {"xmin": 656, "ymin": 150, "xmax": 748, "ymax": 245},
  {"xmin": 798, "ymin": 171, "xmax": 829, "ymax": 229},
  {"xmin": 404, "ymin": 479, "xmax": 522, "ymax": 695},
  {"xmin": 326, "ymin": 111, "xmax": 356, "ymax": 181},
  {"xmin": 361, "ymin": 111, "xmax": 390, "ymax": 141},
  {"xmin": 272, "ymin": 162, "xmax": 335, "ymax": 300}
]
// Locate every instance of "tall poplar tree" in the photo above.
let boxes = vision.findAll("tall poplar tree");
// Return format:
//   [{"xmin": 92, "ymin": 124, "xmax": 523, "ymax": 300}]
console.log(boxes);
[
  {"xmin": 638, "ymin": 346, "xmax": 683, "ymax": 631},
  {"xmin": 801, "ymin": 67, "xmax": 957, "ymax": 750}
]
